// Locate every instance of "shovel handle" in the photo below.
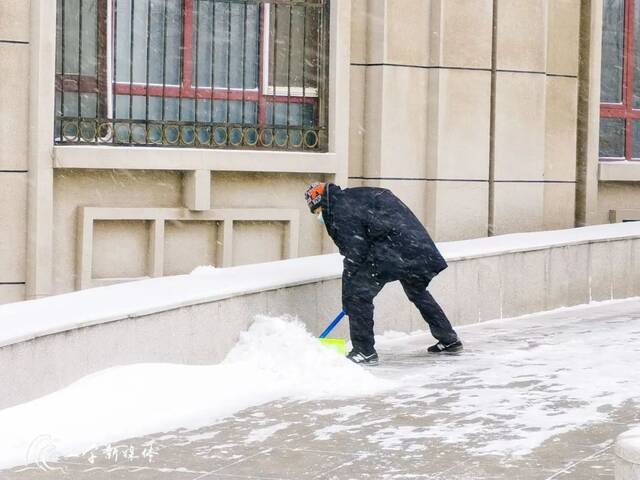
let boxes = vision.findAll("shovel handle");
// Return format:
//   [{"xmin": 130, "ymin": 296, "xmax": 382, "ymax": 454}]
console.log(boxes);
[{"xmin": 319, "ymin": 310, "xmax": 346, "ymax": 339}]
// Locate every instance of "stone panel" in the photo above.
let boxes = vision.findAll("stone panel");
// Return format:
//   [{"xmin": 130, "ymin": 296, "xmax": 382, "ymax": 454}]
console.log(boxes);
[
  {"xmin": 589, "ymin": 241, "xmax": 613, "ymax": 302},
  {"xmin": 497, "ymin": 0, "xmax": 547, "ymax": 72},
  {"xmin": 429, "ymin": 69, "xmax": 492, "ymax": 180},
  {"xmin": 0, "ymin": 0, "xmax": 30, "ymax": 42},
  {"xmin": 431, "ymin": 181, "xmax": 489, "ymax": 241},
  {"xmin": 431, "ymin": 0, "xmax": 493, "ymax": 69},
  {"xmin": 611, "ymin": 240, "xmax": 633, "ymax": 300},
  {"xmin": 493, "ymin": 182, "xmax": 544, "ymax": 235},
  {"xmin": 454, "ymin": 259, "xmax": 481, "ymax": 325},
  {"xmin": 632, "ymin": 239, "xmax": 640, "ymax": 297},
  {"xmin": 543, "ymin": 183, "xmax": 576, "ymax": 231},
  {"xmin": 546, "ymin": 246, "xmax": 569, "ymax": 310},
  {"xmin": 366, "ymin": 0, "xmax": 386, "ymax": 64},
  {"xmin": 547, "ymin": 0, "xmax": 580, "ymax": 76},
  {"xmin": 0, "ymin": 44, "xmax": 29, "ymax": 171},
  {"xmin": 53, "ymin": 170, "xmax": 183, "ymax": 294},
  {"xmin": 494, "ymin": 72, "xmax": 546, "ymax": 181},
  {"xmin": 266, "ymin": 283, "xmax": 319, "ymax": 325},
  {"xmin": 363, "ymin": 65, "xmax": 384, "ymax": 177},
  {"xmin": 211, "ymin": 172, "xmax": 322, "ymax": 259},
  {"xmin": 233, "ymin": 221, "xmax": 286, "ymax": 266},
  {"xmin": 0, "ymin": 173, "xmax": 27, "ymax": 283},
  {"xmin": 0, "ymin": 285, "xmax": 25, "ymax": 304},
  {"xmin": 350, "ymin": 0, "xmax": 368, "ymax": 64},
  {"xmin": 349, "ymin": 65, "xmax": 366, "ymax": 179},
  {"xmin": 164, "ymin": 221, "xmax": 219, "ymax": 275},
  {"xmin": 566, "ymin": 243, "xmax": 590, "ymax": 306},
  {"xmin": 596, "ymin": 182, "xmax": 640, "ymax": 225},
  {"xmin": 386, "ymin": 0, "xmax": 430, "ymax": 66},
  {"xmin": 378, "ymin": 66, "xmax": 429, "ymax": 178},
  {"xmin": 545, "ymin": 76, "xmax": 578, "ymax": 181},
  {"xmin": 477, "ymin": 256, "xmax": 503, "ymax": 322},
  {"xmin": 92, "ymin": 220, "xmax": 151, "ymax": 279},
  {"xmin": 500, "ymin": 250, "xmax": 547, "ymax": 318}
]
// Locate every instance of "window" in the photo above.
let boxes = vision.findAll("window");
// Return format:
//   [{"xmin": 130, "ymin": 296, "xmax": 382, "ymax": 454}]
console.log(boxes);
[
  {"xmin": 600, "ymin": 0, "xmax": 640, "ymax": 160},
  {"xmin": 55, "ymin": 0, "xmax": 329, "ymax": 150}
]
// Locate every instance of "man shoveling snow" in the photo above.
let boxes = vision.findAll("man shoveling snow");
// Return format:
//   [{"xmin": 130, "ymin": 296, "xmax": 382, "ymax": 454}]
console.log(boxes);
[{"xmin": 305, "ymin": 182, "xmax": 462, "ymax": 365}]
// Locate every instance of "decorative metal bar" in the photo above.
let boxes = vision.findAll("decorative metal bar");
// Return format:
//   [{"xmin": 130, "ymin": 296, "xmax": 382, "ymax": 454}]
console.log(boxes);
[
  {"xmin": 241, "ymin": 0, "xmax": 247, "ymax": 125},
  {"xmin": 78, "ymin": 0, "xmax": 83, "ymax": 119},
  {"xmin": 301, "ymin": 1, "xmax": 306, "ymax": 132},
  {"xmin": 194, "ymin": 0, "xmax": 200, "ymax": 122},
  {"xmin": 145, "ymin": 0, "xmax": 152, "ymax": 123},
  {"xmin": 61, "ymin": 0, "xmax": 66, "ymax": 140},
  {"xmin": 286, "ymin": 2, "xmax": 292, "ymax": 147},
  {"xmin": 161, "ymin": 0, "xmax": 168, "ymax": 122},
  {"xmin": 112, "ymin": 0, "xmax": 118, "ymax": 121},
  {"xmin": 210, "ymin": 0, "xmax": 216, "ymax": 124},
  {"xmin": 270, "ymin": 1, "xmax": 277, "ymax": 128},
  {"xmin": 95, "ymin": 0, "xmax": 99, "ymax": 118},
  {"xmin": 226, "ymin": 0, "xmax": 231, "ymax": 125}
]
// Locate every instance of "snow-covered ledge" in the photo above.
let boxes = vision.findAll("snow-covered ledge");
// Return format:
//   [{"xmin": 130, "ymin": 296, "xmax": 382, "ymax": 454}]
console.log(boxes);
[
  {"xmin": 616, "ymin": 427, "xmax": 640, "ymax": 479},
  {"xmin": 1, "ymin": 223, "xmax": 640, "ymax": 409}
]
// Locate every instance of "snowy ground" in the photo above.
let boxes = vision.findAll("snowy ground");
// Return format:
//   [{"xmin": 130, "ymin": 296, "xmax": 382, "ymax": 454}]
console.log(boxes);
[{"xmin": 2, "ymin": 298, "xmax": 640, "ymax": 479}]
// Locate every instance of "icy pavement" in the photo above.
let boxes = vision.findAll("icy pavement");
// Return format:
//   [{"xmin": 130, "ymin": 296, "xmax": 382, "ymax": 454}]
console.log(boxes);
[{"xmin": 3, "ymin": 298, "xmax": 640, "ymax": 479}]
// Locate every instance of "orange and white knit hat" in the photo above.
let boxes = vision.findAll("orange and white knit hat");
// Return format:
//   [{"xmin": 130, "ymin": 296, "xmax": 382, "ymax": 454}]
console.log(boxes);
[{"xmin": 304, "ymin": 182, "xmax": 326, "ymax": 212}]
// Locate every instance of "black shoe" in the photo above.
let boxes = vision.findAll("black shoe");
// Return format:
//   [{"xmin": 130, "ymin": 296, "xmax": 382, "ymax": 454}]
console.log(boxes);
[
  {"xmin": 427, "ymin": 340, "xmax": 463, "ymax": 354},
  {"xmin": 347, "ymin": 350, "xmax": 379, "ymax": 365}
]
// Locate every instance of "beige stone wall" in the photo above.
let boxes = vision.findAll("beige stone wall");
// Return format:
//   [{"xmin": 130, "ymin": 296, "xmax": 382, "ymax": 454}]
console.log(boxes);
[
  {"xmin": 494, "ymin": 0, "xmax": 580, "ymax": 235},
  {"xmin": 350, "ymin": 0, "xmax": 581, "ymax": 241},
  {"xmin": 0, "ymin": 0, "xmax": 349, "ymax": 303},
  {"xmin": 52, "ymin": 170, "xmax": 182, "ymax": 293},
  {"xmin": 0, "ymin": 2, "xmax": 30, "ymax": 304},
  {"xmin": 2, "ymin": 0, "xmax": 634, "ymax": 305},
  {"xmin": 596, "ymin": 183, "xmax": 640, "ymax": 224},
  {"xmin": 51, "ymin": 170, "xmax": 326, "ymax": 294}
]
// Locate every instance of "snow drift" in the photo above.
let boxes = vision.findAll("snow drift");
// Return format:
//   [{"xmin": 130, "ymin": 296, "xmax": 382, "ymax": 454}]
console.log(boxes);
[{"xmin": 0, "ymin": 316, "xmax": 391, "ymax": 470}]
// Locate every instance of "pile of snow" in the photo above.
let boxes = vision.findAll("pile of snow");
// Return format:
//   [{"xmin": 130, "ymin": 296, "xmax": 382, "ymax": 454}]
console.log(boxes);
[
  {"xmin": 0, "ymin": 316, "xmax": 392, "ymax": 470},
  {"xmin": 190, "ymin": 265, "xmax": 217, "ymax": 275}
]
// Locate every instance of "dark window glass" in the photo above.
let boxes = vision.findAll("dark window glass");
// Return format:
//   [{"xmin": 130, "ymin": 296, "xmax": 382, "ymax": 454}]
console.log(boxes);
[
  {"xmin": 269, "ymin": 4, "xmax": 321, "ymax": 93},
  {"xmin": 193, "ymin": 2, "xmax": 260, "ymax": 89},
  {"xmin": 599, "ymin": 118, "xmax": 626, "ymax": 157},
  {"xmin": 633, "ymin": 120, "xmax": 640, "ymax": 157},
  {"xmin": 601, "ymin": 0, "xmax": 625, "ymax": 103},
  {"xmin": 115, "ymin": 0, "xmax": 182, "ymax": 85}
]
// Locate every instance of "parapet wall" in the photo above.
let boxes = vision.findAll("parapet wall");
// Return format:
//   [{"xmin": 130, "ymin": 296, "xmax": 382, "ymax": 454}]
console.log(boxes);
[{"xmin": 1, "ymin": 223, "xmax": 639, "ymax": 410}]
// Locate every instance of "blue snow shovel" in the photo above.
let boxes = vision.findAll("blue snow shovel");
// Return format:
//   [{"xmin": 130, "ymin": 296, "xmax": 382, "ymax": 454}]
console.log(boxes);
[{"xmin": 318, "ymin": 310, "xmax": 347, "ymax": 356}]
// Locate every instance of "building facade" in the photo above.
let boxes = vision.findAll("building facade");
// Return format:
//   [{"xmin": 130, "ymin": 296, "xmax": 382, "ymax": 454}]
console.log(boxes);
[{"xmin": 0, "ymin": 0, "xmax": 638, "ymax": 304}]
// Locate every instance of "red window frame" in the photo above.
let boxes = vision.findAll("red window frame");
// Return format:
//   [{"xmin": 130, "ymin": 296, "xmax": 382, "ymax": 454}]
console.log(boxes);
[
  {"xmin": 600, "ymin": 0, "xmax": 640, "ymax": 160},
  {"xmin": 111, "ymin": 0, "xmax": 318, "ymax": 125}
]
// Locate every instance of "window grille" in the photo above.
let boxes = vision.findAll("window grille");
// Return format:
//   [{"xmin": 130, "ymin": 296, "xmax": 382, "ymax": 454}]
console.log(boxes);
[
  {"xmin": 600, "ymin": 0, "xmax": 640, "ymax": 160},
  {"xmin": 55, "ymin": 0, "xmax": 329, "ymax": 151}
]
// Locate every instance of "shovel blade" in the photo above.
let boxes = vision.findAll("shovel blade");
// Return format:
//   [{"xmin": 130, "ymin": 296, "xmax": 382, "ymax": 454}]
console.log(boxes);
[{"xmin": 319, "ymin": 338, "xmax": 347, "ymax": 356}]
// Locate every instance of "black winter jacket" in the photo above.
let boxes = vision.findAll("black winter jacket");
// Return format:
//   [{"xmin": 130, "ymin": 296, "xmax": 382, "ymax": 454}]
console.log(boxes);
[{"xmin": 321, "ymin": 183, "xmax": 447, "ymax": 285}]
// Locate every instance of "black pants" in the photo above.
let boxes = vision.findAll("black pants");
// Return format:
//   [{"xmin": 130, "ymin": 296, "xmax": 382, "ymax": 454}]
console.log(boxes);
[{"xmin": 342, "ymin": 267, "xmax": 458, "ymax": 354}]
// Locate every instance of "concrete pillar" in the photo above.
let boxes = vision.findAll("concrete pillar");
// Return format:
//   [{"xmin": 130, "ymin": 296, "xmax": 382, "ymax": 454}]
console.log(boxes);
[
  {"xmin": 26, "ymin": 0, "xmax": 57, "ymax": 299},
  {"xmin": 0, "ymin": 0, "xmax": 31, "ymax": 303}
]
